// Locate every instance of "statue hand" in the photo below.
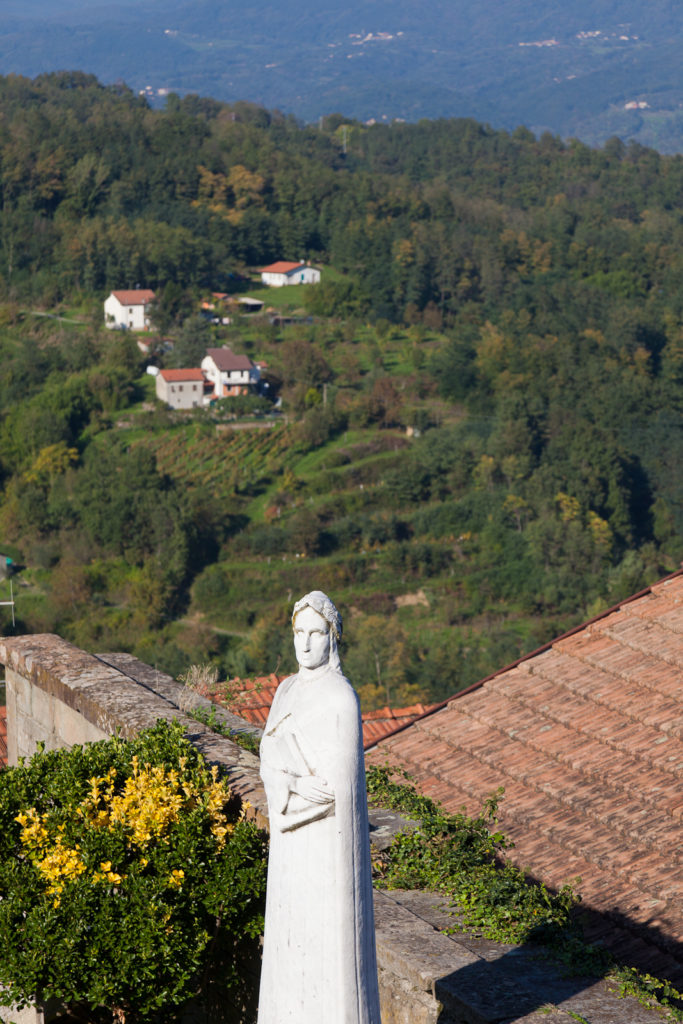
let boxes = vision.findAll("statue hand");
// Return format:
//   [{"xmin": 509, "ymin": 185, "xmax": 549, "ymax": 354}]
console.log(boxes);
[{"xmin": 293, "ymin": 774, "xmax": 334, "ymax": 804}]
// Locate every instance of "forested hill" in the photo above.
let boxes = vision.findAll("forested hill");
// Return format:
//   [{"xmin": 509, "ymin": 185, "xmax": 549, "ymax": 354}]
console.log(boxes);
[
  {"xmin": 0, "ymin": 74, "xmax": 681, "ymax": 703},
  {"xmin": 4, "ymin": 72, "xmax": 683, "ymax": 320}
]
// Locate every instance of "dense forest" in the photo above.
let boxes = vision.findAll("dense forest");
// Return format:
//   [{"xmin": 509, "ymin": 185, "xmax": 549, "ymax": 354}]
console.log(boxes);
[{"xmin": 0, "ymin": 73, "xmax": 681, "ymax": 707}]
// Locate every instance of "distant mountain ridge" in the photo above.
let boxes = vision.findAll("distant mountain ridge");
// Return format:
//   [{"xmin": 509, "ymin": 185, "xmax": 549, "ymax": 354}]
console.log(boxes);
[{"xmin": 1, "ymin": 0, "xmax": 682, "ymax": 150}]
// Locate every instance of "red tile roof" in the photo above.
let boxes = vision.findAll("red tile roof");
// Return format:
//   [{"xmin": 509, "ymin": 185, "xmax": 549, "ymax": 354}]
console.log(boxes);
[
  {"xmin": 214, "ymin": 674, "xmax": 282, "ymax": 727},
  {"xmin": 110, "ymin": 289, "xmax": 156, "ymax": 305},
  {"xmin": 159, "ymin": 368, "xmax": 205, "ymax": 382},
  {"xmin": 213, "ymin": 678, "xmax": 437, "ymax": 748},
  {"xmin": 260, "ymin": 261, "xmax": 304, "ymax": 274},
  {"xmin": 0, "ymin": 706, "xmax": 6, "ymax": 767},
  {"xmin": 205, "ymin": 347, "xmax": 255, "ymax": 372},
  {"xmin": 366, "ymin": 569, "xmax": 683, "ymax": 985},
  {"xmin": 362, "ymin": 703, "xmax": 440, "ymax": 746}
]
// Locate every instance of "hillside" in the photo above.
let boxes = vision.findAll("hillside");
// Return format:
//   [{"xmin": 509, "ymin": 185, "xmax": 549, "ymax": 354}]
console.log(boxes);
[
  {"xmin": 0, "ymin": 78, "xmax": 681, "ymax": 707},
  {"xmin": 1, "ymin": 1, "xmax": 682, "ymax": 150}
]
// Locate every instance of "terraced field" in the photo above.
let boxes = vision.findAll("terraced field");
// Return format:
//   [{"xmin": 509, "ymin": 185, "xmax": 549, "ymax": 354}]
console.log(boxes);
[{"xmin": 133, "ymin": 421, "xmax": 297, "ymax": 503}]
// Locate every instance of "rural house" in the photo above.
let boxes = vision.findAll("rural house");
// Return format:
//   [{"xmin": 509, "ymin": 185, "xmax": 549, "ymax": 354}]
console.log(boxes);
[
  {"xmin": 155, "ymin": 368, "xmax": 207, "ymax": 410},
  {"xmin": 201, "ymin": 346, "xmax": 260, "ymax": 398},
  {"xmin": 366, "ymin": 569, "xmax": 683, "ymax": 988},
  {"xmin": 104, "ymin": 289, "xmax": 156, "ymax": 331},
  {"xmin": 260, "ymin": 261, "xmax": 321, "ymax": 287}
]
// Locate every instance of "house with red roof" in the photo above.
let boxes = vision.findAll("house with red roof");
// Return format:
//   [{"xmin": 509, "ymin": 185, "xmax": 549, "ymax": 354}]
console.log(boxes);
[
  {"xmin": 260, "ymin": 261, "xmax": 321, "ymax": 287},
  {"xmin": 155, "ymin": 368, "xmax": 208, "ymax": 410},
  {"xmin": 365, "ymin": 569, "xmax": 683, "ymax": 987},
  {"xmin": 201, "ymin": 346, "xmax": 260, "ymax": 398},
  {"xmin": 104, "ymin": 289, "xmax": 156, "ymax": 331}
]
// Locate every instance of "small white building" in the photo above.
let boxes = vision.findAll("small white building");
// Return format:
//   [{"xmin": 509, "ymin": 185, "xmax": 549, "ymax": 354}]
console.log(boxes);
[
  {"xmin": 260, "ymin": 261, "xmax": 321, "ymax": 287},
  {"xmin": 201, "ymin": 347, "xmax": 260, "ymax": 398},
  {"xmin": 104, "ymin": 289, "xmax": 156, "ymax": 331},
  {"xmin": 156, "ymin": 368, "xmax": 206, "ymax": 410}
]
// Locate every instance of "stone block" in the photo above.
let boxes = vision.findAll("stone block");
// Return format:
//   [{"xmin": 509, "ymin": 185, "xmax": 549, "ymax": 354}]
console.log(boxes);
[
  {"xmin": 30, "ymin": 685, "xmax": 55, "ymax": 733},
  {"xmin": 377, "ymin": 966, "xmax": 442, "ymax": 1024},
  {"xmin": 374, "ymin": 891, "xmax": 479, "ymax": 996},
  {"xmin": 5, "ymin": 685, "xmax": 18, "ymax": 767},
  {"xmin": 15, "ymin": 710, "xmax": 49, "ymax": 762},
  {"xmin": 53, "ymin": 699, "xmax": 108, "ymax": 749},
  {"xmin": 7, "ymin": 668, "xmax": 31, "ymax": 719}
]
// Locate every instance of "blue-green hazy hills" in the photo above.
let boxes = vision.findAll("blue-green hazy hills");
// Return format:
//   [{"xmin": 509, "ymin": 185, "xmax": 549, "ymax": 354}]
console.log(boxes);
[{"xmin": 2, "ymin": 0, "xmax": 682, "ymax": 148}]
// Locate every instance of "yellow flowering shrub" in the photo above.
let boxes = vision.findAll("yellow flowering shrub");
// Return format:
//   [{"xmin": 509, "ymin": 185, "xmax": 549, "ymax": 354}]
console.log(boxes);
[{"xmin": 0, "ymin": 721, "xmax": 267, "ymax": 1024}]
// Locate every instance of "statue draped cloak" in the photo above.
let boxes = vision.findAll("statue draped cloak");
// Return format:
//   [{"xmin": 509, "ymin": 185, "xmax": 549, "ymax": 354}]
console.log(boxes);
[{"xmin": 258, "ymin": 666, "xmax": 382, "ymax": 1024}]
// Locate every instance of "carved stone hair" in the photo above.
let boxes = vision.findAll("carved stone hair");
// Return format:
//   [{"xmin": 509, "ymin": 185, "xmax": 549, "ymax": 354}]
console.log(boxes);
[
  {"xmin": 292, "ymin": 591, "xmax": 343, "ymax": 672},
  {"xmin": 292, "ymin": 590, "xmax": 342, "ymax": 639}
]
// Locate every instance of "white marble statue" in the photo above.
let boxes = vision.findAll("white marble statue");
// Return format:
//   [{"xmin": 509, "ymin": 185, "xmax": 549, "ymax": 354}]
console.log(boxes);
[{"xmin": 258, "ymin": 591, "xmax": 382, "ymax": 1024}]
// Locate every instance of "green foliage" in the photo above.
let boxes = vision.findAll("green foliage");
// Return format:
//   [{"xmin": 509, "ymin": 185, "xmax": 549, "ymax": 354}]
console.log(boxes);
[
  {"xmin": 611, "ymin": 967, "xmax": 683, "ymax": 1022},
  {"xmin": 367, "ymin": 766, "xmax": 577, "ymax": 944},
  {"xmin": 0, "ymin": 721, "xmax": 267, "ymax": 1024},
  {"xmin": 184, "ymin": 705, "xmax": 262, "ymax": 756}
]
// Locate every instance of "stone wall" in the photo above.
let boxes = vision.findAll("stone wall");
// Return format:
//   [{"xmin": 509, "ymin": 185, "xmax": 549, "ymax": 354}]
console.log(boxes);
[{"xmin": 0, "ymin": 634, "xmax": 665, "ymax": 1024}]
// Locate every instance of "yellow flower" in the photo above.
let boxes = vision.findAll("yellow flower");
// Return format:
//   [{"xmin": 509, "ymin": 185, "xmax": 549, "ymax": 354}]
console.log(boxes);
[{"xmin": 168, "ymin": 869, "xmax": 185, "ymax": 889}]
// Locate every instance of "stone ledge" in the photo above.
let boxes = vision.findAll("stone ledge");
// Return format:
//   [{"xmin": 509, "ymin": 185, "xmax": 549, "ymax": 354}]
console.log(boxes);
[
  {"xmin": 96, "ymin": 652, "xmax": 264, "ymax": 743},
  {"xmin": 376, "ymin": 889, "xmax": 668, "ymax": 1024}
]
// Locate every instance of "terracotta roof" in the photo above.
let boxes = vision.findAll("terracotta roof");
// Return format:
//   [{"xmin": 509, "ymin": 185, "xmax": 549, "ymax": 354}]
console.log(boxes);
[
  {"xmin": 362, "ymin": 703, "xmax": 440, "ymax": 746},
  {"xmin": 366, "ymin": 570, "xmax": 683, "ymax": 986},
  {"xmin": 0, "ymin": 706, "xmax": 6, "ymax": 767},
  {"xmin": 214, "ymin": 678, "xmax": 438, "ymax": 748},
  {"xmin": 110, "ymin": 289, "xmax": 156, "ymax": 305},
  {"xmin": 260, "ymin": 261, "xmax": 304, "ymax": 275},
  {"xmin": 159, "ymin": 368, "xmax": 205, "ymax": 382},
  {"xmin": 214, "ymin": 674, "xmax": 281, "ymax": 727},
  {"xmin": 205, "ymin": 347, "xmax": 255, "ymax": 372}
]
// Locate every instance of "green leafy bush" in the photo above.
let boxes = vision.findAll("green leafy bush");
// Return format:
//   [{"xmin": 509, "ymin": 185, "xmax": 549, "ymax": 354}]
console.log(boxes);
[{"xmin": 0, "ymin": 721, "xmax": 267, "ymax": 1024}]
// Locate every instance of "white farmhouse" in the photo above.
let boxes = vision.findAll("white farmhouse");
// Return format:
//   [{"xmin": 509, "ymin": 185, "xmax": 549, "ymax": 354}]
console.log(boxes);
[
  {"xmin": 201, "ymin": 347, "xmax": 260, "ymax": 398},
  {"xmin": 260, "ymin": 261, "xmax": 321, "ymax": 287},
  {"xmin": 104, "ymin": 289, "xmax": 156, "ymax": 330},
  {"xmin": 155, "ymin": 368, "xmax": 207, "ymax": 410}
]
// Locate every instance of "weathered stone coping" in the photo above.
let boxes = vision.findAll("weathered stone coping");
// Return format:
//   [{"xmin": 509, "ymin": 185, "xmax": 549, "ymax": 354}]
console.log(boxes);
[{"xmin": 0, "ymin": 634, "xmax": 668, "ymax": 1024}]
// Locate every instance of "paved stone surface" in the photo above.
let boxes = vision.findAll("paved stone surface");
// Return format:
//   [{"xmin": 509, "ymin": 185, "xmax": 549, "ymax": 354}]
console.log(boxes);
[
  {"xmin": 379, "ymin": 890, "xmax": 671, "ymax": 1024},
  {"xmin": 368, "ymin": 807, "xmax": 419, "ymax": 852}
]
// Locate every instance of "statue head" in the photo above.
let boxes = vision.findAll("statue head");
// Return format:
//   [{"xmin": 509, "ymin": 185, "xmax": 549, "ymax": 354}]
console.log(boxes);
[{"xmin": 292, "ymin": 591, "xmax": 342, "ymax": 673}]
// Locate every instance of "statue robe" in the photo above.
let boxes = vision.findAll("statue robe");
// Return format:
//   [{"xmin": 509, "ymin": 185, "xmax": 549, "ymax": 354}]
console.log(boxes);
[{"xmin": 258, "ymin": 666, "xmax": 381, "ymax": 1024}]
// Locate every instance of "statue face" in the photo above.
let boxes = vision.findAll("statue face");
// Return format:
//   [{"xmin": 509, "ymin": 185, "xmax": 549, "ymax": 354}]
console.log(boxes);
[{"xmin": 293, "ymin": 606, "xmax": 331, "ymax": 671}]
